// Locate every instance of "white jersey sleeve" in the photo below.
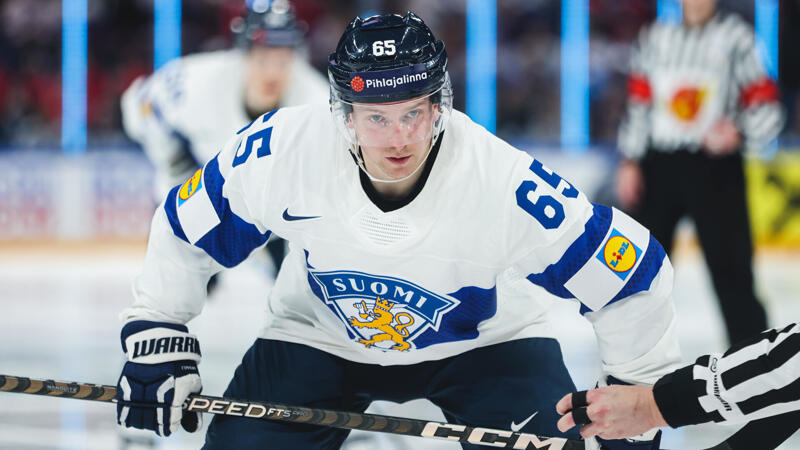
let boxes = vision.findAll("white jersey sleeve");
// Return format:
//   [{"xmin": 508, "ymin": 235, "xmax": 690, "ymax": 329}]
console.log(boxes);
[
  {"xmin": 122, "ymin": 109, "xmax": 284, "ymax": 324},
  {"xmin": 121, "ymin": 59, "xmax": 199, "ymax": 196},
  {"xmin": 502, "ymin": 149, "xmax": 681, "ymax": 384}
]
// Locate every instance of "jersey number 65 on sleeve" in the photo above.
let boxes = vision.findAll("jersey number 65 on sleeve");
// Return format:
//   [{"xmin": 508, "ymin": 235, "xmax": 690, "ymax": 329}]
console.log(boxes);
[
  {"xmin": 232, "ymin": 127, "xmax": 273, "ymax": 168},
  {"xmin": 232, "ymin": 110, "xmax": 277, "ymax": 168},
  {"xmin": 515, "ymin": 159, "xmax": 578, "ymax": 230}
]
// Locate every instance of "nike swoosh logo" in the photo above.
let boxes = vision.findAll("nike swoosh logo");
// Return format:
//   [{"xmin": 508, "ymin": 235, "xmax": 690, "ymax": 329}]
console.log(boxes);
[
  {"xmin": 510, "ymin": 411, "xmax": 538, "ymax": 432},
  {"xmin": 282, "ymin": 208, "xmax": 321, "ymax": 222}
]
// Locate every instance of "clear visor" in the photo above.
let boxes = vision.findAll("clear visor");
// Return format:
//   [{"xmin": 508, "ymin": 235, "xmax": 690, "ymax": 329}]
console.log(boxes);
[{"xmin": 330, "ymin": 74, "xmax": 453, "ymax": 155}]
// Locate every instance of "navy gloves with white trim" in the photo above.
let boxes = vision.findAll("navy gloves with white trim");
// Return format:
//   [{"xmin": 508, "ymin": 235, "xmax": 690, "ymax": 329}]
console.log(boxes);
[{"xmin": 116, "ymin": 320, "xmax": 203, "ymax": 436}]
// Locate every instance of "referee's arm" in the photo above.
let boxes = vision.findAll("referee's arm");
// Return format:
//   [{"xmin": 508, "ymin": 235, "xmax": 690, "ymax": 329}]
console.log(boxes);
[
  {"xmin": 654, "ymin": 322, "xmax": 800, "ymax": 427},
  {"xmin": 617, "ymin": 26, "xmax": 654, "ymax": 161},
  {"xmin": 556, "ymin": 323, "xmax": 800, "ymax": 441},
  {"xmin": 729, "ymin": 19, "xmax": 784, "ymax": 151}
]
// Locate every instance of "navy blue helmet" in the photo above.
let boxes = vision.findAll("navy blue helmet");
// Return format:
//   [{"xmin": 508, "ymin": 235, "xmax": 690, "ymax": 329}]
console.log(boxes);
[
  {"xmin": 328, "ymin": 12, "xmax": 453, "ymax": 181},
  {"xmin": 328, "ymin": 12, "xmax": 449, "ymax": 104},
  {"xmin": 231, "ymin": 0, "xmax": 306, "ymax": 48}
]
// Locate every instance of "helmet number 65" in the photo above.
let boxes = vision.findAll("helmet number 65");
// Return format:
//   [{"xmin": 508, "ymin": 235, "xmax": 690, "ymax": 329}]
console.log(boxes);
[{"xmin": 372, "ymin": 40, "xmax": 396, "ymax": 56}]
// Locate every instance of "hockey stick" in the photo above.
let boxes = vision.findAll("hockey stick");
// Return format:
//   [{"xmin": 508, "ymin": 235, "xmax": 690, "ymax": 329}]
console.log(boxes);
[{"xmin": 0, "ymin": 374, "xmax": 584, "ymax": 450}]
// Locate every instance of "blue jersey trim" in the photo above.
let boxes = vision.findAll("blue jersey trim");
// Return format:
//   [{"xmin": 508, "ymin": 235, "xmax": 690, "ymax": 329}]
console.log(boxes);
[
  {"xmin": 414, "ymin": 284, "xmax": 497, "ymax": 349},
  {"xmin": 164, "ymin": 185, "xmax": 189, "ymax": 243},
  {"xmin": 192, "ymin": 155, "xmax": 271, "ymax": 268},
  {"xmin": 526, "ymin": 203, "xmax": 612, "ymax": 300}
]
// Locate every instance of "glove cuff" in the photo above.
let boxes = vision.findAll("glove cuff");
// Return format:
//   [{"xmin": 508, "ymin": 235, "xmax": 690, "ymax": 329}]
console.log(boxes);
[{"xmin": 121, "ymin": 320, "xmax": 201, "ymax": 364}]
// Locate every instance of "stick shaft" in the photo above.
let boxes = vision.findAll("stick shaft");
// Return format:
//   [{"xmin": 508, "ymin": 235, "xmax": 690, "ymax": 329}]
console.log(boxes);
[
  {"xmin": 0, "ymin": 374, "xmax": 583, "ymax": 449},
  {"xmin": 0, "ymin": 374, "xmax": 116, "ymax": 402}
]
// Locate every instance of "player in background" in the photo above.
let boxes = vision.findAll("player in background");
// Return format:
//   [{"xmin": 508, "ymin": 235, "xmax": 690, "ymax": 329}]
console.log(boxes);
[
  {"xmin": 556, "ymin": 322, "xmax": 800, "ymax": 449},
  {"xmin": 615, "ymin": 0, "xmax": 785, "ymax": 345},
  {"xmin": 115, "ymin": 12, "xmax": 682, "ymax": 450},
  {"xmin": 121, "ymin": 0, "xmax": 328, "ymax": 278}
]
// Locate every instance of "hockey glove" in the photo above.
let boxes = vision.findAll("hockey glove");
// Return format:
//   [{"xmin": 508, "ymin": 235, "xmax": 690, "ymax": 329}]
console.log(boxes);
[
  {"xmin": 597, "ymin": 376, "xmax": 662, "ymax": 450},
  {"xmin": 116, "ymin": 320, "xmax": 203, "ymax": 437}
]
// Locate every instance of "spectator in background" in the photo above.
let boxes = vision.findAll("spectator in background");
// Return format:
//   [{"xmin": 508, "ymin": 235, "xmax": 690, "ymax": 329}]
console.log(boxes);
[
  {"xmin": 615, "ymin": 0, "xmax": 784, "ymax": 344},
  {"xmin": 120, "ymin": 0, "xmax": 329, "ymax": 277}
]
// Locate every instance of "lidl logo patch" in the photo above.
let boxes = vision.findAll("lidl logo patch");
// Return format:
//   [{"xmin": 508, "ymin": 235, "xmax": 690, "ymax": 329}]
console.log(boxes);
[
  {"xmin": 178, "ymin": 169, "xmax": 203, "ymax": 207},
  {"xmin": 596, "ymin": 229, "xmax": 641, "ymax": 280}
]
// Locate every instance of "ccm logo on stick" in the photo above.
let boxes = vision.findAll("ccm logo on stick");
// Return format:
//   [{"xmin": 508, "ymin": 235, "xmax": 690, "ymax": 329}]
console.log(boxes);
[{"xmin": 421, "ymin": 422, "xmax": 566, "ymax": 449}]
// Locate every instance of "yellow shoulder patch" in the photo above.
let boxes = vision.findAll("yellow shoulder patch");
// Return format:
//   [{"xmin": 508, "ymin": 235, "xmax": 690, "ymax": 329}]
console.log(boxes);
[{"xmin": 178, "ymin": 168, "xmax": 203, "ymax": 206}]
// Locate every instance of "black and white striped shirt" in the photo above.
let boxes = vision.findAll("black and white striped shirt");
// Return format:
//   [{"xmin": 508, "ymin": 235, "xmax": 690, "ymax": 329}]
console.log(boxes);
[
  {"xmin": 618, "ymin": 12, "xmax": 784, "ymax": 159},
  {"xmin": 653, "ymin": 323, "xmax": 800, "ymax": 427}
]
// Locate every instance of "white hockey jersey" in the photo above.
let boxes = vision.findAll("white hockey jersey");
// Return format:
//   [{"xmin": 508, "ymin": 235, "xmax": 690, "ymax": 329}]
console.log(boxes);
[
  {"xmin": 120, "ymin": 49, "xmax": 329, "ymax": 195},
  {"xmin": 123, "ymin": 104, "xmax": 681, "ymax": 384}
]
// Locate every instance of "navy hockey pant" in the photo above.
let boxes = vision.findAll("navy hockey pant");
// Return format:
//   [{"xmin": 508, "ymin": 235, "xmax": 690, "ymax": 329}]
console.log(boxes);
[{"xmin": 202, "ymin": 338, "xmax": 581, "ymax": 449}]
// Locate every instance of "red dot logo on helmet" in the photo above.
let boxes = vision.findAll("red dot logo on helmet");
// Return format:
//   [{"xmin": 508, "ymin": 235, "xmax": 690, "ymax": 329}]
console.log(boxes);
[
  {"xmin": 251, "ymin": 29, "xmax": 267, "ymax": 45},
  {"xmin": 351, "ymin": 76, "xmax": 365, "ymax": 92}
]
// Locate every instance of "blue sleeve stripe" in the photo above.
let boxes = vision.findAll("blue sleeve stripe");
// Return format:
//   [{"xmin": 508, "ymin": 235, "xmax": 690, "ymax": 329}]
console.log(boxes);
[
  {"xmin": 202, "ymin": 156, "xmax": 226, "ymax": 215},
  {"xmin": 526, "ymin": 203, "xmax": 612, "ymax": 299},
  {"xmin": 164, "ymin": 185, "xmax": 189, "ymax": 243},
  {"xmin": 608, "ymin": 234, "xmax": 666, "ymax": 305},
  {"xmin": 192, "ymin": 155, "xmax": 271, "ymax": 268}
]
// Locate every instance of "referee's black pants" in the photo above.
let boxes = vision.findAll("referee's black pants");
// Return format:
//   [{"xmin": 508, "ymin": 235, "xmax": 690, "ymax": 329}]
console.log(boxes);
[{"xmin": 634, "ymin": 149, "xmax": 767, "ymax": 344}]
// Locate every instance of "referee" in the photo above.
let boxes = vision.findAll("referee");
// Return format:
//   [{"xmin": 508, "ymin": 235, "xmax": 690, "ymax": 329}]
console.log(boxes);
[
  {"xmin": 555, "ymin": 322, "xmax": 800, "ymax": 449},
  {"xmin": 615, "ymin": 0, "xmax": 784, "ymax": 344}
]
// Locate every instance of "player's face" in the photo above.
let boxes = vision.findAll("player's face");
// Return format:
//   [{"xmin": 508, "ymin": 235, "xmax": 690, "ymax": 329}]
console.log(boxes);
[
  {"xmin": 245, "ymin": 46, "xmax": 294, "ymax": 113},
  {"xmin": 349, "ymin": 98, "xmax": 440, "ymax": 180},
  {"xmin": 681, "ymin": 0, "xmax": 717, "ymax": 26}
]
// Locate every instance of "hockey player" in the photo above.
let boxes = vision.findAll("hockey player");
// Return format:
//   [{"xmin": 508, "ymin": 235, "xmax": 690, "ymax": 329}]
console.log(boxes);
[
  {"xmin": 120, "ymin": 0, "xmax": 328, "ymax": 275},
  {"xmin": 115, "ymin": 12, "xmax": 680, "ymax": 450}
]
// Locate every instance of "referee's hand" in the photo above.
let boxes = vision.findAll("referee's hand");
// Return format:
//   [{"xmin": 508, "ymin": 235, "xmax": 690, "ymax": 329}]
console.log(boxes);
[{"xmin": 555, "ymin": 385, "xmax": 667, "ymax": 440}]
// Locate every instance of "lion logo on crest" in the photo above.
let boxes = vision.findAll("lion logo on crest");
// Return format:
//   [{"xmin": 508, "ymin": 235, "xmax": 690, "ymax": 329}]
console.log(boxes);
[{"xmin": 348, "ymin": 298, "xmax": 415, "ymax": 351}]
